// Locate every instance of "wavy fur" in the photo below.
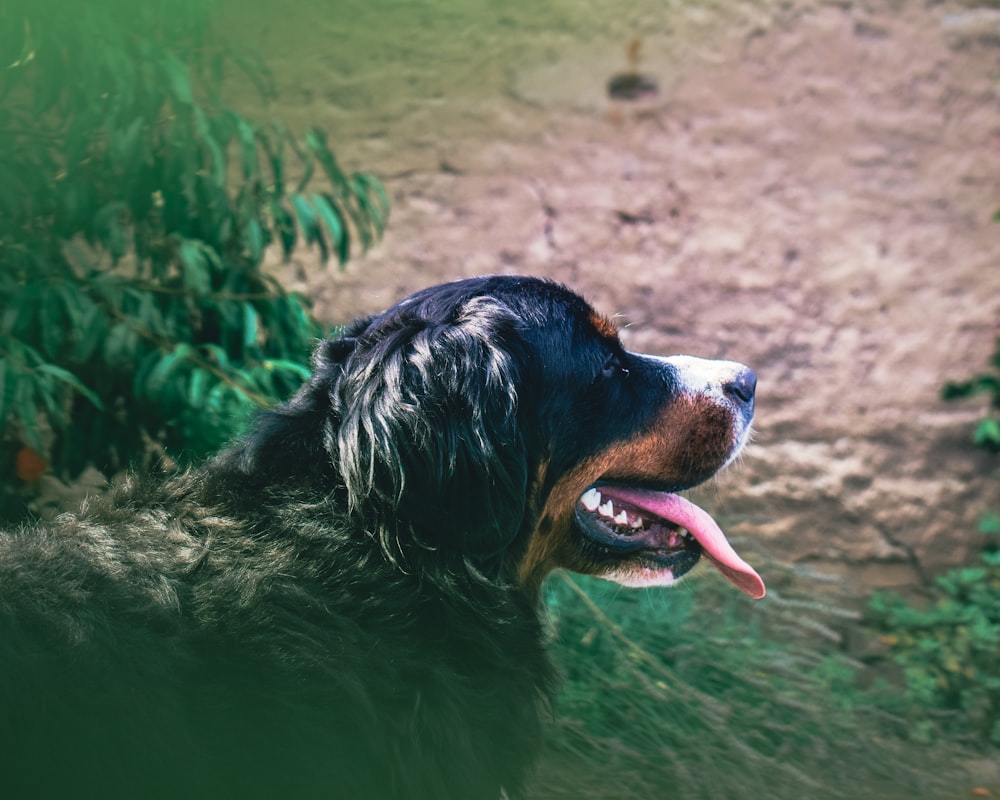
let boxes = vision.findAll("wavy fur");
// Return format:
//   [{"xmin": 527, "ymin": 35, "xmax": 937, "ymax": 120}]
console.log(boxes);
[{"xmin": 0, "ymin": 275, "xmax": 755, "ymax": 800}]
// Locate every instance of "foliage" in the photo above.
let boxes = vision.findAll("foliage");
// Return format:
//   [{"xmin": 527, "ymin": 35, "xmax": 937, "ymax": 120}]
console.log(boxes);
[
  {"xmin": 942, "ymin": 334, "xmax": 1000, "ymax": 452},
  {"xmin": 533, "ymin": 572, "xmax": 959, "ymax": 800},
  {"xmin": 869, "ymin": 551, "xmax": 1000, "ymax": 747},
  {"xmin": 0, "ymin": 0, "xmax": 388, "ymax": 517},
  {"xmin": 864, "ymin": 335, "xmax": 1000, "ymax": 748}
]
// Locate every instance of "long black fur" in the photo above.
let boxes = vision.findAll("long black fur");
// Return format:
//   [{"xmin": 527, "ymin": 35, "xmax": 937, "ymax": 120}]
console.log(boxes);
[
  {"xmin": 0, "ymin": 276, "xmax": 605, "ymax": 800},
  {"xmin": 1, "ymin": 275, "xmax": 739, "ymax": 800}
]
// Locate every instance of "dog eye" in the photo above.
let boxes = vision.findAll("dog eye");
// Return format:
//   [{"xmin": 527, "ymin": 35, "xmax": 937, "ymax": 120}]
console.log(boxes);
[{"xmin": 600, "ymin": 354, "xmax": 629, "ymax": 380}]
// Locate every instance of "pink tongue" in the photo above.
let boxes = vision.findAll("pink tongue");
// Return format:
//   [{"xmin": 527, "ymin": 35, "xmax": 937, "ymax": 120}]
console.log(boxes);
[{"xmin": 602, "ymin": 487, "xmax": 766, "ymax": 599}]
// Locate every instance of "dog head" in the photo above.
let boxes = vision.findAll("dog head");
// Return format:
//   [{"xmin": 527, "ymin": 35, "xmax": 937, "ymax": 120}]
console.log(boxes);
[{"xmin": 261, "ymin": 276, "xmax": 764, "ymax": 599}]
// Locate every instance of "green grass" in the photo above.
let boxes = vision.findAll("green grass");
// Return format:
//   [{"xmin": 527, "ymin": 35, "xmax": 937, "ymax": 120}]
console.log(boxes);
[{"xmin": 530, "ymin": 571, "xmax": 971, "ymax": 800}]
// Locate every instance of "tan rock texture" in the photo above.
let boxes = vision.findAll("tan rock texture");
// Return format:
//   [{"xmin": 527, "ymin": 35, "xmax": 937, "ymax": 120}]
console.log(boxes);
[{"xmin": 229, "ymin": 0, "xmax": 1000, "ymax": 593}]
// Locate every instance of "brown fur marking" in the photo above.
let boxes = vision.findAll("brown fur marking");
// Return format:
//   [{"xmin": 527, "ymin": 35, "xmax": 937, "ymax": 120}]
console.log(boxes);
[
  {"xmin": 588, "ymin": 312, "xmax": 620, "ymax": 341},
  {"xmin": 517, "ymin": 394, "xmax": 736, "ymax": 594}
]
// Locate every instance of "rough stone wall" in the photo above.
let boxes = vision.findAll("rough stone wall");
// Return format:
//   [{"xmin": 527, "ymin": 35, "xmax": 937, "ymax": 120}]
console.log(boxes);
[{"xmin": 244, "ymin": 0, "xmax": 1000, "ymax": 593}]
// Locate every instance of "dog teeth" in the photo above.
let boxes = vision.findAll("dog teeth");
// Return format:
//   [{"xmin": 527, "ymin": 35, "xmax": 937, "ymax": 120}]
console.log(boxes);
[
  {"xmin": 581, "ymin": 488, "xmax": 602, "ymax": 512},
  {"xmin": 581, "ymin": 489, "xmax": 663, "ymax": 532}
]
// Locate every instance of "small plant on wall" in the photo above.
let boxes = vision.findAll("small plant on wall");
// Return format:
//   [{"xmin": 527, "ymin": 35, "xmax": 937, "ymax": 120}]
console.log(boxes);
[
  {"xmin": 0, "ymin": 0, "xmax": 388, "ymax": 519},
  {"xmin": 870, "ymin": 552, "xmax": 1000, "ymax": 747},
  {"xmin": 870, "ymin": 318, "xmax": 1000, "ymax": 748},
  {"xmin": 942, "ymin": 331, "xmax": 1000, "ymax": 455}
]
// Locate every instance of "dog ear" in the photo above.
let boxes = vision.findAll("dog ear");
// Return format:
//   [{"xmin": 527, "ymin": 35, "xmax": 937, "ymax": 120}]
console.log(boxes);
[
  {"xmin": 220, "ymin": 315, "xmax": 378, "ymax": 482},
  {"xmin": 310, "ymin": 314, "xmax": 377, "ymax": 375},
  {"xmin": 334, "ymin": 296, "xmax": 529, "ymax": 561}
]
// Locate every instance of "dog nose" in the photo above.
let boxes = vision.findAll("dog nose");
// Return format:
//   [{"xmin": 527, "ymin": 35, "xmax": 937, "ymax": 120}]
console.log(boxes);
[{"xmin": 724, "ymin": 367, "xmax": 757, "ymax": 406}]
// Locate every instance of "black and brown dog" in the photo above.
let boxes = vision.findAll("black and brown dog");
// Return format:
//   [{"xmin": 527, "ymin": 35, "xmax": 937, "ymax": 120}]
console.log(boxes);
[{"xmin": 0, "ymin": 275, "xmax": 764, "ymax": 800}]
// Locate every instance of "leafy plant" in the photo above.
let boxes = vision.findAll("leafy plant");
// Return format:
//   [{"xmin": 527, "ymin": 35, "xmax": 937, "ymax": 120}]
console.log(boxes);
[
  {"xmin": 866, "ymin": 333, "xmax": 1000, "ymax": 747},
  {"xmin": 942, "ymin": 334, "xmax": 1000, "ymax": 452},
  {"xmin": 869, "ymin": 551, "xmax": 1000, "ymax": 746},
  {"xmin": 0, "ymin": 0, "xmax": 388, "ymax": 518}
]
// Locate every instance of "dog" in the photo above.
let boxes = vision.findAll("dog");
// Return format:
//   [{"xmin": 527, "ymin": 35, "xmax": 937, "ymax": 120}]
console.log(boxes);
[{"xmin": 0, "ymin": 275, "xmax": 764, "ymax": 800}]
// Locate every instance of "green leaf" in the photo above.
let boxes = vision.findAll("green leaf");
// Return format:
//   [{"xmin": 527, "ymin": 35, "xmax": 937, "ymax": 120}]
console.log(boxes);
[
  {"xmin": 206, "ymin": 379, "xmax": 230, "ymax": 412},
  {"xmin": 243, "ymin": 302, "xmax": 259, "ymax": 348},
  {"xmin": 973, "ymin": 418, "xmax": 1000, "ymax": 448},
  {"xmin": 1, "ymin": 302, "xmax": 18, "ymax": 336},
  {"xmin": 36, "ymin": 363, "xmax": 104, "ymax": 410},
  {"xmin": 71, "ymin": 298, "xmax": 106, "ymax": 363},
  {"xmin": 313, "ymin": 193, "xmax": 348, "ymax": 265},
  {"xmin": 236, "ymin": 118, "xmax": 258, "ymax": 180},
  {"xmin": 144, "ymin": 343, "xmax": 194, "ymax": 396},
  {"xmin": 193, "ymin": 106, "xmax": 226, "ymax": 187},
  {"xmin": 942, "ymin": 379, "xmax": 979, "ymax": 401},
  {"xmin": 243, "ymin": 217, "xmax": 265, "ymax": 264},
  {"xmin": 105, "ymin": 322, "xmax": 139, "ymax": 366},
  {"xmin": 56, "ymin": 283, "xmax": 83, "ymax": 330},
  {"xmin": 350, "ymin": 194, "xmax": 375, "ymax": 252},
  {"xmin": 94, "ymin": 202, "xmax": 131, "ymax": 262},
  {"xmin": 292, "ymin": 194, "xmax": 321, "ymax": 246},
  {"xmin": 200, "ymin": 343, "xmax": 231, "ymax": 368},
  {"xmin": 289, "ymin": 134, "xmax": 315, "ymax": 194},
  {"xmin": 979, "ymin": 512, "xmax": 1000, "ymax": 535},
  {"xmin": 188, "ymin": 368, "xmax": 210, "ymax": 408},
  {"xmin": 263, "ymin": 359, "xmax": 313, "ymax": 382},
  {"xmin": 163, "ymin": 51, "xmax": 194, "ymax": 106},
  {"xmin": 270, "ymin": 200, "xmax": 296, "ymax": 258},
  {"xmin": 132, "ymin": 289, "xmax": 165, "ymax": 336},
  {"xmin": 305, "ymin": 128, "xmax": 351, "ymax": 195},
  {"xmin": 259, "ymin": 128, "xmax": 285, "ymax": 197},
  {"xmin": 110, "ymin": 116, "xmax": 145, "ymax": 177},
  {"xmin": 353, "ymin": 172, "xmax": 390, "ymax": 238},
  {"xmin": 178, "ymin": 239, "xmax": 211, "ymax": 294}
]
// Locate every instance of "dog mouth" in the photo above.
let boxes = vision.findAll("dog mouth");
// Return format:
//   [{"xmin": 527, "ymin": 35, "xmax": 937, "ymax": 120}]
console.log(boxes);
[{"xmin": 575, "ymin": 484, "xmax": 766, "ymax": 599}]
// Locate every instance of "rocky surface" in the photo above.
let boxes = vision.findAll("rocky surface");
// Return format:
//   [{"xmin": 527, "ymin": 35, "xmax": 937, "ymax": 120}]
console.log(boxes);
[{"xmin": 228, "ymin": 0, "xmax": 1000, "ymax": 597}]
